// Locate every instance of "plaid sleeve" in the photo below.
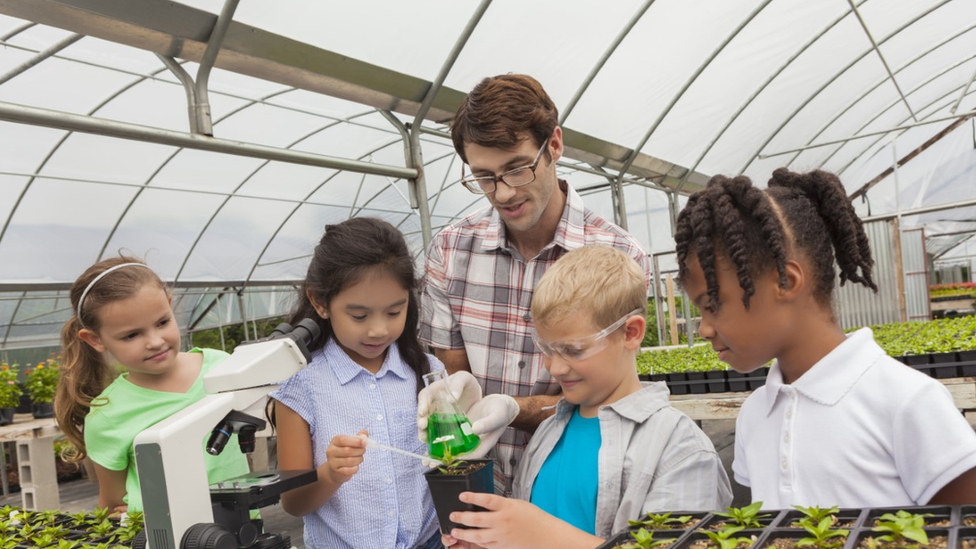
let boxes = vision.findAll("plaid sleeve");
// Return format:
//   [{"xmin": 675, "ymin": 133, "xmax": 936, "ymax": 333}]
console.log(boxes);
[{"xmin": 420, "ymin": 234, "xmax": 464, "ymax": 349}]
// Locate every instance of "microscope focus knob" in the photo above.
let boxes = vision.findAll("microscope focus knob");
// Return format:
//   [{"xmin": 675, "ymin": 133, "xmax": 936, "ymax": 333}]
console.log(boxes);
[{"xmin": 181, "ymin": 523, "xmax": 238, "ymax": 549}]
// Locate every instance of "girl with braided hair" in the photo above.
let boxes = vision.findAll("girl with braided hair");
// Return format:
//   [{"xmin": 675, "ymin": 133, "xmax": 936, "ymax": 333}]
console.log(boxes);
[{"xmin": 676, "ymin": 168, "xmax": 976, "ymax": 507}]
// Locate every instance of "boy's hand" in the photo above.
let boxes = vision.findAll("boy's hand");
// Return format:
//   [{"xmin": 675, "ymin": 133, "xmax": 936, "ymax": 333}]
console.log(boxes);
[
  {"xmin": 323, "ymin": 430, "xmax": 367, "ymax": 485},
  {"xmin": 446, "ymin": 492, "xmax": 558, "ymax": 548},
  {"xmin": 417, "ymin": 371, "xmax": 519, "ymax": 459}
]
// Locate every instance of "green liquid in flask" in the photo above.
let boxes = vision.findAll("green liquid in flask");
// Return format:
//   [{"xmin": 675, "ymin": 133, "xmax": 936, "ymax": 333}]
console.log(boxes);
[{"xmin": 427, "ymin": 413, "xmax": 481, "ymax": 459}]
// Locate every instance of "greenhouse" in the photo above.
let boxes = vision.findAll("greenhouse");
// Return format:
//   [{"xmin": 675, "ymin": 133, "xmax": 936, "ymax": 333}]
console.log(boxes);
[{"xmin": 0, "ymin": 1, "xmax": 974, "ymax": 548}]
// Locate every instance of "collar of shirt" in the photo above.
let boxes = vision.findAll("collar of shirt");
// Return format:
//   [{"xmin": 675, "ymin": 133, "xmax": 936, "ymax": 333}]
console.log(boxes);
[
  {"xmin": 762, "ymin": 327, "xmax": 883, "ymax": 416},
  {"xmin": 323, "ymin": 339, "xmax": 410, "ymax": 385},
  {"xmin": 553, "ymin": 381, "xmax": 671, "ymax": 423},
  {"xmin": 481, "ymin": 180, "xmax": 585, "ymax": 253}
]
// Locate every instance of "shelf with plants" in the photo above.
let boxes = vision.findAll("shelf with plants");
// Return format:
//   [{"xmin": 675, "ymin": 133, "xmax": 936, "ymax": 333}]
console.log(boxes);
[
  {"xmin": 598, "ymin": 504, "xmax": 975, "ymax": 549},
  {"xmin": 636, "ymin": 316, "xmax": 976, "ymax": 394},
  {"xmin": 0, "ymin": 505, "xmax": 144, "ymax": 548}
]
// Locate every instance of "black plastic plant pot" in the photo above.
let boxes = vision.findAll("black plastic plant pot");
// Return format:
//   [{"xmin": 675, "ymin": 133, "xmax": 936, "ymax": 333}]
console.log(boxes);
[
  {"xmin": 629, "ymin": 511, "xmax": 712, "ymax": 531},
  {"xmin": 962, "ymin": 505, "xmax": 976, "ymax": 527},
  {"xmin": 779, "ymin": 508, "xmax": 864, "ymax": 529},
  {"xmin": 595, "ymin": 527, "xmax": 686, "ymax": 549},
  {"xmin": 931, "ymin": 352, "xmax": 959, "ymax": 364},
  {"xmin": 931, "ymin": 363, "xmax": 961, "ymax": 379},
  {"xmin": 850, "ymin": 528, "xmax": 950, "ymax": 549},
  {"xmin": 686, "ymin": 372, "xmax": 708, "ymax": 394},
  {"xmin": 669, "ymin": 380, "xmax": 690, "ymax": 396},
  {"xmin": 959, "ymin": 351, "xmax": 976, "ymax": 377},
  {"xmin": 757, "ymin": 528, "xmax": 852, "ymax": 549},
  {"xmin": 865, "ymin": 506, "xmax": 953, "ymax": 528},
  {"xmin": 423, "ymin": 458, "xmax": 494, "ymax": 534},
  {"xmin": 904, "ymin": 354, "xmax": 930, "ymax": 366},
  {"xmin": 705, "ymin": 371, "xmax": 728, "ymax": 393},
  {"xmin": 958, "ymin": 527, "xmax": 976, "ymax": 549},
  {"xmin": 727, "ymin": 370, "xmax": 749, "ymax": 392}
]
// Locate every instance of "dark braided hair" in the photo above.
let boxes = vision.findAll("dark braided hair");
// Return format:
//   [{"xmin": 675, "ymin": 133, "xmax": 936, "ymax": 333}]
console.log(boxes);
[{"xmin": 676, "ymin": 168, "xmax": 877, "ymax": 312}]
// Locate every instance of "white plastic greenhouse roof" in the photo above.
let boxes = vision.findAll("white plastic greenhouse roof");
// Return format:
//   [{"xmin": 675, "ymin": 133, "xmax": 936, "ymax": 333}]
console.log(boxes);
[{"xmin": 2, "ymin": 0, "xmax": 976, "ymax": 350}]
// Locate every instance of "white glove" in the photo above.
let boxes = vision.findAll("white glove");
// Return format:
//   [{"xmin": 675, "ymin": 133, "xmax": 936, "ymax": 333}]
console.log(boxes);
[{"xmin": 417, "ymin": 371, "xmax": 519, "ymax": 460}]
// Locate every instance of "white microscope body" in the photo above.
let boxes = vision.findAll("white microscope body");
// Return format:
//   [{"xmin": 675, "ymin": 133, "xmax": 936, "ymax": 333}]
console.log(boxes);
[{"xmin": 133, "ymin": 320, "xmax": 319, "ymax": 549}]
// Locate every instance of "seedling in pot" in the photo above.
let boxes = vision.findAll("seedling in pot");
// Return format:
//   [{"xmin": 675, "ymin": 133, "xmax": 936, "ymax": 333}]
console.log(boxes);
[
  {"xmin": 870, "ymin": 511, "xmax": 930, "ymax": 546},
  {"xmin": 701, "ymin": 525, "xmax": 755, "ymax": 549},
  {"xmin": 629, "ymin": 512, "xmax": 694, "ymax": 530},
  {"xmin": 796, "ymin": 517, "xmax": 848, "ymax": 549},
  {"xmin": 792, "ymin": 506, "xmax": 840, "ymax": 528},
  {"xmin": 614, "ymin": 528, "xmax": 675, "ymax": 549},
  {"xmin": 713, "ymin": 502, "xmax": 771, "ymax": 529}
]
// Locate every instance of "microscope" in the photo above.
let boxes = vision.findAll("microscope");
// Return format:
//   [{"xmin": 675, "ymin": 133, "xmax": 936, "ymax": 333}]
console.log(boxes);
[{"xmin": 132, "ymin": 319, "xmax": 321, "ymax": 549}]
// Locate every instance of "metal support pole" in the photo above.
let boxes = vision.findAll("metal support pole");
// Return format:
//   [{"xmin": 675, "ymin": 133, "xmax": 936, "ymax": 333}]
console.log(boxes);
[
  {"xmin": 402, "ymin": 0, "xmax": 493, "ymax": 248},
  {"xmin": 0, "ymin": 33, "xmax": 82, "ymax": 85},
  {"xmin": 652, "ymin": 254, "xmax": 665, "ymax": 347},
  {"xmin": 192, "ymin": 0, "xmax": 240, "ymax": 136},
  {"xmin": 237, "ymin": 292, "xmax": 249, "ymax": 342},
  {"xmin": 0, "ymin": 101, "xmax": 417, "ymax": 179},
  {"xmin": 847, "ymin": 0, "xmax": 917, "ymax": 122}
]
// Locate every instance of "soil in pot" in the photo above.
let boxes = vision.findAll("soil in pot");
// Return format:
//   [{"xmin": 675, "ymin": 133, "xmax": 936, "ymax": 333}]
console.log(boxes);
[
  {"xmin": 780, "ymin": 508, "xmax": 862, "ymax": 530},
  {"xmin": 423, "ymin": 458, "xmax": 494, "ymax": 533},
  {"xmin": 958, "ymin": 528, "xmax": 976, "ymax": 549},
  {"xmin": 853, "ymin": 530, "xmax": 949, "ymax": 549}
]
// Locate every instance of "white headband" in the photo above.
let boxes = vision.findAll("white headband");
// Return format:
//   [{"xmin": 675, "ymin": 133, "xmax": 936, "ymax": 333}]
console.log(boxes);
[{"xmin": 77, "ymin": 262, "xmax": 154, "ymax": 326}]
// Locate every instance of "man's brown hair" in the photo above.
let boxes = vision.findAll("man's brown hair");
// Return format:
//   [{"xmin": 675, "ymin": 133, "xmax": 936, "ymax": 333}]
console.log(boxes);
[{"xmin": 451, "ymin": 74, "xmax": 558, "ymax": 163}]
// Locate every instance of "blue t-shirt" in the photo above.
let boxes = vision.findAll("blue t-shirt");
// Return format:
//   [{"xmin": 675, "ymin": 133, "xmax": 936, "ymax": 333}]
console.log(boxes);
[{"xmin": 530, "ymin": 407, "xmax": 602, "ymax": 534}]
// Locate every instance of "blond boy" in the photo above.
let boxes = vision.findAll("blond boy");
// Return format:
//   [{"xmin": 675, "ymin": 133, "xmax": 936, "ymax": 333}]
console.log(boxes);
[{"xmin": 444, "ymin": 245, "xmax": 732, "ymax": 549}]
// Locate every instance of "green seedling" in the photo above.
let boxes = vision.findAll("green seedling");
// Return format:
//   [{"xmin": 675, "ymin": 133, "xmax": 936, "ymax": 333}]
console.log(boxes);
[
  {"xmin": 629, "ymin": 512, "xmax": 693, "ymax": 530},
  {"xmin": 714, "ymin": 502, "xmax": 770, "ymax": 529},
  {"xmin": 796, "ymin": 517, "xmax": 849, "ymax": 549},
  {"xmin": 617, "ymin": 528, "xmax": 674, "ymax": 549},
  {"xmin": 436, "ymin": 445, "xmax": 470, "ymax": 475},
  {"xmin": 19, "ymin": 522, "xmax": 38, "ymax": 541},
  {"xmin": 87, "ymin": 520, "xmax": 115, "ymax": 542},
  {"xmin": 36, "ymin": 510, "xmax": 60, "ymax": 525},
  {"xmin": 40, "ymin": 525, "xmax": 67, "ymax": 539},
  {"xmin": 0, "ymin": 538, "xmax": 19, "ymax": 549},
  {"xmin": 872, "ymin": 510, "xmax": 931, "ymax": 546},
  {"xmin": 702, "ymin": 525, "xmax": 754, "ymax": 549},
  {"xmin": 32, "ymin": 532, "xmax": 58, "ymax": 548},
  {"xmin": 87, "ymin": 508, "xmax": 111, "ymax": 526},
  {"xmin": 69, "ymin": 511, "xmax": 88, "ymax": 528},
  {"xmin": 793, "ymin": 505, "xmax": 840, "ymax": 528},
  {"xmin": 56, "ymin": 540, "xmax": 79, "ymax": 549}
]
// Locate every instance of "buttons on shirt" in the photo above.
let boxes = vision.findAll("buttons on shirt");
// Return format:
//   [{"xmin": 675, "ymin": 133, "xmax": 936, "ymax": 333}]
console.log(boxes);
[
  {"xmin": 783, "ymin": 433, "xmax": 790, "ymax": 443},
  {"xmin": 786, "ymin": 409, "xmax": 792, "ymax": 420},
  {"xmin": 781, "ymin": 458, "xmax": 788, "ymax": 470},
  {"xmin": 509, "ymin": 458, "xmax": 517, "ymax": 466},
  {"xmin": 523, "ymin": 313, "xmax": 531, "ymax": 322},
  {"xmin": 369, "ymin": 383, "xmax": 376, "ymax": 390},
  {"xmin": 385, "ymin": 477, "xmax": 392, "ymax": 485},
  {"xmin": 518, "ymin": 360, "xmax": 526, "ymax": 369},
  {"xmin": 387, "ymin": 510, "xmax": 394, "ymax": 517},
  {"xmin": 376, "ymin": 414, "xmax": 383, "ymax": 421}
]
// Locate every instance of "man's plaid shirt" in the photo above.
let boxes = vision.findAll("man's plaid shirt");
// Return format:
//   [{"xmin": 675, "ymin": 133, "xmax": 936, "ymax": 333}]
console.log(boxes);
[{"xmin": 420, "ymin": 182, "xmax": 652, "ymax": 495}]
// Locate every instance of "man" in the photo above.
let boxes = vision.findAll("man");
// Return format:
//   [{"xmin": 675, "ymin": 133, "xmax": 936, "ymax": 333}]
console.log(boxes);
[{"xmin": 420, "ymin": 74, "xmax": 652, "ymax": 495}]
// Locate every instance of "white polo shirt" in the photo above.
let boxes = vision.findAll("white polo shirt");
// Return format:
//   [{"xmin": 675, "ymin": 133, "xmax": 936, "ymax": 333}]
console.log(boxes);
[{"xmin": 733, "ymin": 328, "xmax": 976, "ymax": 508}]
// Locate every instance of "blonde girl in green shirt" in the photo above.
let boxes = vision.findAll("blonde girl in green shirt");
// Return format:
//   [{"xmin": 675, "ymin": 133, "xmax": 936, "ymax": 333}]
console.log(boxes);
[{"xmin": 55, "ymin": 256, "xmax": 249, "ymax": 514}]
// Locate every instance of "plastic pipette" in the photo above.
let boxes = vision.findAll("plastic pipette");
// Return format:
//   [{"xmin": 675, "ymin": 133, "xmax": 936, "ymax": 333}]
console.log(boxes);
[{"xmin": 358, "ymin": 435, "xmax": 443, "ymax": 467}]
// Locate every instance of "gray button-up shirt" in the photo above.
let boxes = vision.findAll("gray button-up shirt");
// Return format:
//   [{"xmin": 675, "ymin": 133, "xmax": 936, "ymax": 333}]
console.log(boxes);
[{"xmin": 513, "ymin": 383, "xmax": 732, "ymax": 538}]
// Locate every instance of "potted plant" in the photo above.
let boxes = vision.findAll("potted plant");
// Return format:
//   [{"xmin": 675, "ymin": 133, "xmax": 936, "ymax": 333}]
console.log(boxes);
[
  {"xmin": 422, "ymin": 446, "xmax": 494, "ymax": 533},
  {"xmin": 682, "ymin": 525, "xmax": 757, "ymax": 549},
  {"xmin": 781, "ymin": 505, "xmax": 861, "ymax": 529},
  {"xmin": 24, "ymin": 356, "xmax": 60, "ymax": 419},
  {"xmin": 760, "ymin": 516, "xmax": 849, "ymax": 549},
  {"xmin": 702, "ymin": 502, "xmax": 776, "ymax": 530},
  {"xmin": 0, "ymin": 363, "xmax": 23, "ymax": 426},
  {"xmin": 854, "ymin": 509, "xmax": 948, "ymax": 549},
  {"xmin": 630, "ymin": 512, "xmax": 709, "ymax": 531},
  {"xmin": 603, "ymin": 527, "xmax": 685, "ymax": 549}
]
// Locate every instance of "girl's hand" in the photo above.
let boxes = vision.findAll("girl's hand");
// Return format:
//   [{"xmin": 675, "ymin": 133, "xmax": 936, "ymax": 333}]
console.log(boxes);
[{"xmin": 323, "ymin": 430, "xmax": 368, "ymax": 485}]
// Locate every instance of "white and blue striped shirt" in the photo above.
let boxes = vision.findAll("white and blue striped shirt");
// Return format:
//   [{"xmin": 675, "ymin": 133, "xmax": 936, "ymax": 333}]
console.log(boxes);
[{"xmin": 270, "ymin": 339, "xmax": 442, "ymax": 549}]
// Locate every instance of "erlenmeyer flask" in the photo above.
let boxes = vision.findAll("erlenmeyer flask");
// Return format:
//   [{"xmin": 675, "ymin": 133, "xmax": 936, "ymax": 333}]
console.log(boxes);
[{"xmin": 422, "ymin": 370, "xmax": 481, "ymax": 459}]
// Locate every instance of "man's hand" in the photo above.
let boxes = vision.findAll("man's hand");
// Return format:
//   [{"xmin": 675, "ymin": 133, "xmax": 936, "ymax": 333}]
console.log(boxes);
[{"xmin": 417, "ymin": 371, "xmax": 519, "ymax": 459}]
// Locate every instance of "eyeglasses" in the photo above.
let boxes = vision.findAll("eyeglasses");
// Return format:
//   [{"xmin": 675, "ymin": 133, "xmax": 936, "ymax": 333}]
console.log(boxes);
[
  {"xmin": 531, "ymin": 308, "xmax": 643, "ymax": 362},
  {"xmin": 459, "ymin": 138, "xmax": 550, "ymax": 195}
]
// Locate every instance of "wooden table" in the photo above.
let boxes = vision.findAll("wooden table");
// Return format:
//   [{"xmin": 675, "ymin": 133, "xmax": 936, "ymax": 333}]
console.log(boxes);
[
  {"xmin": 0, "ymin": 414, "xmax": 62, "ymax": 510},
  {"xmin": 669, "ymin": 376, "xmax": 976, "ymax": 426}
]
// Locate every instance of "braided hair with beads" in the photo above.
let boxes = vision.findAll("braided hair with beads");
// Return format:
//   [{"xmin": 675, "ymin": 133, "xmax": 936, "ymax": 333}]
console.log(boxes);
[{"xmin": 675, "ymin": 168, "xmax": 877, "ymax": 313}]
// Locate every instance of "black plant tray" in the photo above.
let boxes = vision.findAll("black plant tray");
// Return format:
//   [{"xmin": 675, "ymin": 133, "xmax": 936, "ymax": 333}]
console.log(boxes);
[{"xmin": 594, "ymin": 504, "xmax": 974, "ymax": 549}]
